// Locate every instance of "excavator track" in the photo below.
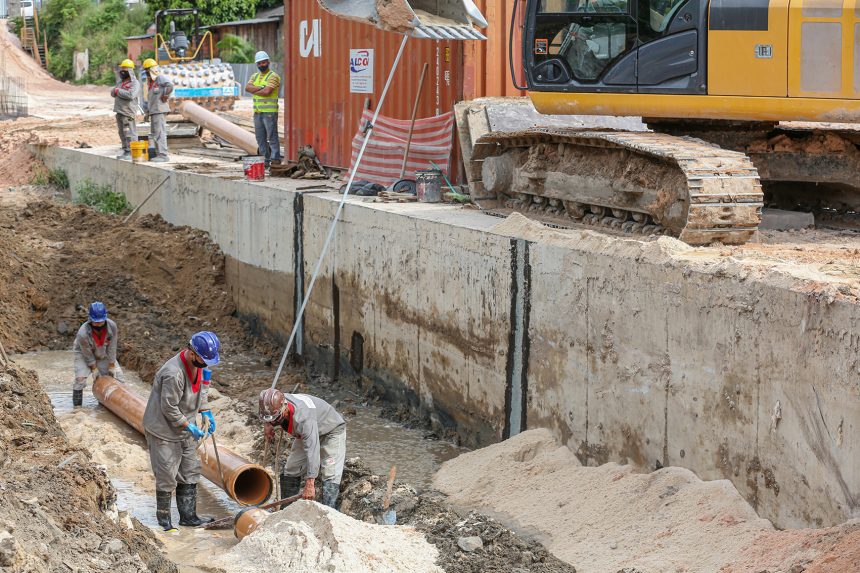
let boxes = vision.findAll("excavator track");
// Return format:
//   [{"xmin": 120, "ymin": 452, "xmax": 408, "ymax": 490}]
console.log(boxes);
[{"xmin": 472, "ymin": 128, "xmax": 764, "ymax": 245}]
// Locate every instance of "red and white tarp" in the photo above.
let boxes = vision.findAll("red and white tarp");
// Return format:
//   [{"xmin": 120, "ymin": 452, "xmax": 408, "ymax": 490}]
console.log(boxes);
[{"xmin": 345, "ymin": 110, "xmax": 455, "ymax": 186}]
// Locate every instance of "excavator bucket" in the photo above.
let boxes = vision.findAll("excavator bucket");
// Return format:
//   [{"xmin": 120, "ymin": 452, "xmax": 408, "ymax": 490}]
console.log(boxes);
[{"xmin": 316, "ymin": 0, "xmax": 488, "ymax": 39}]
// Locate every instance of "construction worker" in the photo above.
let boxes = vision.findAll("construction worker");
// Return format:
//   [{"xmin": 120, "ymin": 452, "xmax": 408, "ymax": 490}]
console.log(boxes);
[
  {"xmin": 142, "ymin": 331, "xmax": 220, "ymax": 531},
  {"xmin": 72, "ymin": 302, "xmax": 123, "ymax": 407},
  {"xmin": 259, "ymin": 388, "xmax": 346, "ymax": 508},
  {"xmin": 112, "ymin": 59, "xmax": 141, "ymax": 160},
  {"xmin": 142, "ymin": 58, "xmax": 174, "ymax": 163},
  {"xmin": 244, "ymin": 50, "xmax": 282, "ymax": 168}
]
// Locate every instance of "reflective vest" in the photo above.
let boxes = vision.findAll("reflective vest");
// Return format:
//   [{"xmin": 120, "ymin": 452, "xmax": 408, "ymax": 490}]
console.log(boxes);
[{"xmin": 252, "ymin": 71, "xmax": 279, "ymax": 113}]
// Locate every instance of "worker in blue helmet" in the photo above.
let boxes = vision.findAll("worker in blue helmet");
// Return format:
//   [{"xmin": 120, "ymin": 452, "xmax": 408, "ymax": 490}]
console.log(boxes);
[
  {"xmin": 72, "ymin": 301, "xmax": 124, "ymax": 407},
  {"xmin": 142, "ymin": 331, "xmax": 220, "ymax": 531}
]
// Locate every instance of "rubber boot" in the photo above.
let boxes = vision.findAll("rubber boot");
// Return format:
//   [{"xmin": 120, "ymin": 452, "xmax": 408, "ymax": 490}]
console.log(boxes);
[
  {"xmin": 176, "ymin": 483, "xmax": 213, "ymax": 526},
  {"xmin": 280, "ymin": 475, "xmax": 302, "ymax": 500},
  {"xmin": 156, "ymin": 490, "xmax": 176, "ymax": 532},
  {"xmin": 72, "ymin": 389, "xmax": 82, "ymax": 408},
  {"xmin": 321, "ymin": 480, "xmax": 340, "ymax": 509}
]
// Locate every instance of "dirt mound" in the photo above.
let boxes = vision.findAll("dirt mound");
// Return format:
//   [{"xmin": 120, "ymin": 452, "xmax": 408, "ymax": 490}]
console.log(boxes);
[
  {"xmin": 0, "ymin": 198, "xmax": 277, "ymax": 386},
  {"xmin": 432, "ymin": 429, "xmax": 859, "ymax": 573},
  {"xmin": 337, "ymin": 458, "xmax": 576, "ymax": 573},
  {"xmin": 0, "ymin": 360, "xmax": 175, "ymax": 572},
  {"xmin": 218, "ymin": 500, "xmax": 443, "ymax": 573}
]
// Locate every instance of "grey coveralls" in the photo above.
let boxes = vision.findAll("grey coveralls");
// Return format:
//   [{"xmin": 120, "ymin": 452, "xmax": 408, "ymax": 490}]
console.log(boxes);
[
  {"xmin": 112, "ymin": 75, "xmax": 140, "ymax": 153},
  {"xmin": 142, "ymin": 352, "xmax": 210, "ymax": 492},
  {"xmin": 72, "ymin": 319, "xmax": 123, "ymax": 391},
  {"xmin": 143, "ymin": 73, "xmax": 173, "ymax": 157},
  {"xmin": 280, "ymin": 394, "xmax": 346, "ymax": 485}
]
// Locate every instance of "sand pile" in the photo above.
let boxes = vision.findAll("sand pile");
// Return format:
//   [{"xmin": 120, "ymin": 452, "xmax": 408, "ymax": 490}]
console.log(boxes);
[
  {"xmin": 60, "ymin": 409, "xmax": 152, "ymax": 478},
  {"xmin": 433, "ymin": 429, "xmax": 858, "ymax": 572},
  {"xmin": 217, "ymin": 500, "xmax": 443, "ymax": 573}
]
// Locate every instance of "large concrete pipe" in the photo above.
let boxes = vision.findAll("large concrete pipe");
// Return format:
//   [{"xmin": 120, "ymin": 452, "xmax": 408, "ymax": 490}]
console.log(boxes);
[
  {"xmin": 178, "ymin": 101, "xmax": 259, "ymax": 155},
  {"xmin": 92, "ymin": 375, "xmax": 273, "ymax": 505}
]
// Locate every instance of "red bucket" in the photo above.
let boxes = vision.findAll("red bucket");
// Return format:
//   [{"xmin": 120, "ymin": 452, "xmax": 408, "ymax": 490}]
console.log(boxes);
[{"xmin": 243, "ymin": 156, "xmax": 265, "ymax": 181}]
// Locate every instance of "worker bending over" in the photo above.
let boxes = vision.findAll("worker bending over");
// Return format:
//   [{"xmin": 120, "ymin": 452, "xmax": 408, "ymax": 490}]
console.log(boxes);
[
  {"xmin": 259, "ymin": 388, "xmax": 346, "ymax": 508},
  {"xmin": 72, "ymin": 301, "xmax": 123, "ymax": 407},
  {"xmin": 244, "ymin": 51, "xmax": 282, "ymax": 169},
  {"xmin": 142, "ymin": 58, "xmax": 174, "ymax": 163},
  {"xmin": 142, "ymin": 332, "xmax": 220, "ymax": 531},
  {"xmin": 111, "ymin": 59, "xmax": 141, "ymax": 160}
]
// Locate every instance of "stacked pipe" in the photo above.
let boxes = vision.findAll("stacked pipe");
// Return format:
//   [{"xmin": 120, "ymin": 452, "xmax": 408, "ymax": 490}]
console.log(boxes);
[{"xmin": 92, "ymin": 375, "xmax": 272, "ymax": 506}]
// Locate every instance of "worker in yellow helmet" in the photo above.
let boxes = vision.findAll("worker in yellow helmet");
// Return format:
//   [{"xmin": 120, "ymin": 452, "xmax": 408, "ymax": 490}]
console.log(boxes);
[
  {"xmin": 142, "ymin": 58, "xmax": 174, "ymax": 163},
  {"xmin": 111, "ymin": 59, "xmax": 141, "ymax": 160}
]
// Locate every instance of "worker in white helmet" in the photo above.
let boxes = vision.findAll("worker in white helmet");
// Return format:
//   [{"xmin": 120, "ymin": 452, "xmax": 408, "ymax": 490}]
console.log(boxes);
[{"xmin": 244, "ymin": 50, "xmax": 282, "ymax": 169}]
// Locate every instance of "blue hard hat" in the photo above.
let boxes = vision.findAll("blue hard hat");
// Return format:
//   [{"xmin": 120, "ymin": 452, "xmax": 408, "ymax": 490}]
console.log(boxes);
[
  {"xmin": 254, "ymin": 50, "xmax": 270, "ymax": 63},
  {"xmin": 190, "ymin": 331, "xmax": 220, "ymax": 367},
  {"xmin": 88, "ymin": 301, "xmax": 108, "ymax": 322}
]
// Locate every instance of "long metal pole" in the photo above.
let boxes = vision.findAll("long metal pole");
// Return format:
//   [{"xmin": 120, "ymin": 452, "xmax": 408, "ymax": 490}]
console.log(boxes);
[
  {"xmin": 270, "ymin": 34, "xmax": 410, "ymax": 390},
  {"xmin": 398, "ymin": 62, "xmax": 429, "ymax": 179}
]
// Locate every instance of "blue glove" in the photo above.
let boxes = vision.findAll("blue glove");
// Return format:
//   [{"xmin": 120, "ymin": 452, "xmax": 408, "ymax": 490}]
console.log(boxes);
[
  {"xmin": 201, "ymin": 411, "xmax": 216, "ymax": 435},
  {"xmin": 186, "ymin": 423, "xmax": 205, "ymax": 439}
]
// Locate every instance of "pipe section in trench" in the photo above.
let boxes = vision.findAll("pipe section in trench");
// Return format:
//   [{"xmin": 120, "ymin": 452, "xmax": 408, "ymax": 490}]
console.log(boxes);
[
  {"xmin": 178, "ymin": 101, "xmax": 259, "ymax": 155},
  {"xmin": 92, "ymin": 375, "xmax": 273, "ymax": 506}
]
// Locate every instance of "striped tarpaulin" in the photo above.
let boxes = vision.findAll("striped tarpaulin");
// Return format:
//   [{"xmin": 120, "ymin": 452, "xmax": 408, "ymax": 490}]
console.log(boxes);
[{"xmin": 345, "ymin": 109, "xmax": 455, "ymax": 186}]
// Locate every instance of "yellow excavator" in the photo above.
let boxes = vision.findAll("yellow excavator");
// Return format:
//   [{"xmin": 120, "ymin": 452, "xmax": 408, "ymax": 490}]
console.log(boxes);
[{"xmin": 319, "ymin": 0, "xmax": 860, "ymax": 244}]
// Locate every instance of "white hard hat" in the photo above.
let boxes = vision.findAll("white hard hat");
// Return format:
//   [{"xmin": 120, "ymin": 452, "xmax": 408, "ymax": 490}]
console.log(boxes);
[{"xmin": 254, "ymin": 51, "xmax": 270, "ymax": 63}]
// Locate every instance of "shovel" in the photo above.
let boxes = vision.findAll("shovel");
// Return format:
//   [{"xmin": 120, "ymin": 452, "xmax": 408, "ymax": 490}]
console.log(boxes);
[{"xmin": 381, "ymin": 465, "xmax": 397, "ymax": 525}]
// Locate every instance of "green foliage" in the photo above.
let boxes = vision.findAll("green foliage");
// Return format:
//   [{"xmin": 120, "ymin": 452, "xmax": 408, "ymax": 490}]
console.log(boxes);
[
  {"xmin": 146, "ymin": 0, "xmax": 259, "ymax": 28},
  {"xmin": 216, "ymin": 34, "xmax": 254, "ymax": 63},
  {"xmin": 48, "ymin": 169, "xmax": 70, "ymax": 189},
  {"xmin": 75, "ymin": 180, "xmax": 130, "ymax": 215},
  {"xmin": 30, "ymin": 166, "xmax": 49, "ymax": 186},
  {"xmin": 8, "ymin": 17, "xmax": 24, "ymax": 34},
  {"xmin": 42, "ymin": 0, "xmax": 152, "ymax": 85}
]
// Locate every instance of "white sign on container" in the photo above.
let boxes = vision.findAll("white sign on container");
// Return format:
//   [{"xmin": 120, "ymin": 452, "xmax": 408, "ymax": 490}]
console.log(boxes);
[{"xmin": 349, "ymin": 49, "xmax": 374, "ymax": 94}]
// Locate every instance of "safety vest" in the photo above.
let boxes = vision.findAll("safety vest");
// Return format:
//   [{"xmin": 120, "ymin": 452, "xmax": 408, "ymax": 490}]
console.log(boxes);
[{"xmin": 252, "ymin": 71, "xmax": 279, "ymax": 113}]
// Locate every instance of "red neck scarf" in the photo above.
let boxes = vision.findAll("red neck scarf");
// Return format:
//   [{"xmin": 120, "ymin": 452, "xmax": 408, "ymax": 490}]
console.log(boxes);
[
  {"xmin": 279, "ymin": 402, "xmax": 296, "ymax": 434},
  {"xmin": 179, "ymin": 350, "xmax": 202, "ymax": 394},
  {"xmin": 91, "ymin": 326, "xmax": 108, "ymax": 347}
]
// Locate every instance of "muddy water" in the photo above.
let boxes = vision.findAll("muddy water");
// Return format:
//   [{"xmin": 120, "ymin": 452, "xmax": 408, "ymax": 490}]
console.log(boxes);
[{"xmin": 15, "ymin": 351, "xmax": 241, "ymax": 572}]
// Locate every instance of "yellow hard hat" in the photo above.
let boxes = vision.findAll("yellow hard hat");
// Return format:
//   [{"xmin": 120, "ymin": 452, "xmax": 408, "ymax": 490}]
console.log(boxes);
[
  {"xmin": 119, "ymin": 59, "xmax": 135, "ymax": 69},
  {"xmin": 142, "ymin": 58, "xmax": 158, "ymax": 70}
]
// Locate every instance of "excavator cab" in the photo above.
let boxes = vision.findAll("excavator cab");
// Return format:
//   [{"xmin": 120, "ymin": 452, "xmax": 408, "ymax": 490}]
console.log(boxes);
[{"xmin": 525, "ymin": 0, "xmax": 703, "ymax": 94}]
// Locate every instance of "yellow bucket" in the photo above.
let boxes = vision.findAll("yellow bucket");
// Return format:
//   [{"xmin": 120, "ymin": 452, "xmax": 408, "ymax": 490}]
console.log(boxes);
[{"xmin": 130, "ymin": 141, "xmax": 148, "ymax": 163}]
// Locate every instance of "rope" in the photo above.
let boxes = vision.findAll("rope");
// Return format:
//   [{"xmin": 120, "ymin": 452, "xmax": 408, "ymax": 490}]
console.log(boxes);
[{"xmin": 270, "ymin": 34, "xmax": 410, "ymax": 390}]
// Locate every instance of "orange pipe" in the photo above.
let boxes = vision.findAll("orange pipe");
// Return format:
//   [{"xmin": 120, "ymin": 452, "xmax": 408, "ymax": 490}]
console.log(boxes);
[
  {"xmin": 92, "ymin": 375, "xmax": 273, "ymax": 506},
  {"xmin": 234, "ymin": 507, "xmax": 270, "ymax": 540}
]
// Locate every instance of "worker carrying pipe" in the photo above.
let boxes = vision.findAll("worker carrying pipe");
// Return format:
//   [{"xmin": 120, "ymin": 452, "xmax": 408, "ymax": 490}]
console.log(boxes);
[
  {"xmin": 72, "ymin": 302, "xmax": 124, "ymax": 408},
  {"xmin": 143, "ymin": 331, "xmax": 221, "ymax": 532},
  {"xmin": 259, "ymin": 388, "xmax": 346, "ymax": 508}
]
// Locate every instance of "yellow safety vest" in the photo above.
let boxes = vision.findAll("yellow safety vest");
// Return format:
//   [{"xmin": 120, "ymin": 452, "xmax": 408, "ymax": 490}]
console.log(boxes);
[{"xmin": 252, "ymin": 71, "xmax": 279, "ymax": 113}]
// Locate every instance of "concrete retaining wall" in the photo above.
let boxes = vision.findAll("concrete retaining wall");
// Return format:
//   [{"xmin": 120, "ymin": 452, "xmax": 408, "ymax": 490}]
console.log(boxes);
[{"xmin": 40, "ymin": 146, "xmax": 859, "ymax": 529}]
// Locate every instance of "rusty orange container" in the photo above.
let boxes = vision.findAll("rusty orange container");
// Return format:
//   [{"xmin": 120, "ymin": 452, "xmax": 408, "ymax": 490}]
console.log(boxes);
[{"xmin": 284, "ymin": 1, "xmax": 466, "ymax": 179}]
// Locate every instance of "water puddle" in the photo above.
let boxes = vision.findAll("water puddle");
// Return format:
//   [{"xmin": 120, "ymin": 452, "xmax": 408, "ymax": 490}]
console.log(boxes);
[{"xmin": 16, "ymin": 350, "xmax": 467, "ymax": 570}]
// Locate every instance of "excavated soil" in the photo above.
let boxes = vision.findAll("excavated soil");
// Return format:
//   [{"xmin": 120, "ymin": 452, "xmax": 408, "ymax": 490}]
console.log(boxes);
[
  {"xmin": 0, "ymin": 360, "xmax": 176, "ymax": 573},
  {"xmin": 432, "ymin": 429, "xmax": 859, "ymax": 573}
]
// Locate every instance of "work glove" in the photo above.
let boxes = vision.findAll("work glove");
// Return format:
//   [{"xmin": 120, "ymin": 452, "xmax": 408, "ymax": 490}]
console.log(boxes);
[
  {"xmin": 263, "ymin": 422, "xmax": 275, "ymax": 441},
  {"xmin": 160, "ymin": 93, "xmax": 170, "ymax": 103},
  {"xmin": 111, "ymin": 88, "xmax": 118, "ymax": 97},
  {"xmin": 201, "ymin": 411, "xmax": 216, "ymax": 435},
  {"xmin": 186, "ymin": 423, "xmax": 205, "ymax": 439}
]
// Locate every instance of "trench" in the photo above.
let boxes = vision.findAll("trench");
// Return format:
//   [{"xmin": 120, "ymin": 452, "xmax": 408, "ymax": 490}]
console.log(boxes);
[{"xmin": 16, "ymin": 350, "xmax": 464, "ymax": 571}]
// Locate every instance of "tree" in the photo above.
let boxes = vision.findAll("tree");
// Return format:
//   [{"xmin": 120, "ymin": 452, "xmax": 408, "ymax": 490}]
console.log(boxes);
[
  {"xmin": 145, "ymin": 0, "xmax": 259, "ymax": 27},
  {"xmin": 216, "ymin": 34, "xmax": 255, "ymax": 64}
]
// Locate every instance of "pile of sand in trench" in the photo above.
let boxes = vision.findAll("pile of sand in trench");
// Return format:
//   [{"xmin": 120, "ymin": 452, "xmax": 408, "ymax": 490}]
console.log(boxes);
[
  {"xmin": 433, "ymin": 429, "xmax": 859, "ymax": 573},
  {"xmin": 215, "ymin": 500, "xmax": 443, "ymax": 573}
]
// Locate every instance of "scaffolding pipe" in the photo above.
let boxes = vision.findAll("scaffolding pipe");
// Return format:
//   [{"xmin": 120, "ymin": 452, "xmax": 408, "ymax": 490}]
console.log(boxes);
[
  {"xmin": 92, "ymin": 375, "xmax": 273, "ymax": 506},
  {"xmin": 178, "ymin": 100, "xmax": 259, "ymax": 154}
]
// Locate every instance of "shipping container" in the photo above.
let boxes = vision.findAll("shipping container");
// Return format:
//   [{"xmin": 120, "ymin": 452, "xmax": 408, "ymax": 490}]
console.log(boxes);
[
  {"xmin": 464, "ymin": 0, "xmax": 526, "ymax": 100},
  {"xmin": 284, "ymin": 0, "xmax": 465, "ymax": 174}
]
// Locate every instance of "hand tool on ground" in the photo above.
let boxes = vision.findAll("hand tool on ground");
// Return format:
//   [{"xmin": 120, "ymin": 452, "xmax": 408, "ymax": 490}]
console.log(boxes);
[
  {"xmin": 382, "ymin": 465, "xmax": 397, "ymax": 525},
  {"xmin": 202, "ymin": 493, "xmax": 302, "ymax": 530},
  {"xmin": 122, "ymin": 176, "xmax": 169, "ymax": 224}
]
